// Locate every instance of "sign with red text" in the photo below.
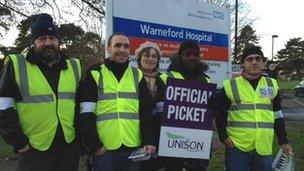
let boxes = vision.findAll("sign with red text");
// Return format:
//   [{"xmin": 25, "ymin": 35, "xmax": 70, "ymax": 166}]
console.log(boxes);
[{"xmin": 106, "ymin": 0, "xmax": 231, "ymax": 87}]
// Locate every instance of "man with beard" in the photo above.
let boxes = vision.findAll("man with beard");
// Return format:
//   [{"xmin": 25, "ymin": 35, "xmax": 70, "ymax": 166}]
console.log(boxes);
[
  {"xmin": 215, "ymin": 46, "xmax": 292, "ymax": 171},
  {"xmin": 78, "ymin": 32, "xmax": 156, "ymax": 171},
  {"xmin": 153, "ymin": 39, "xmax": 210, "ymax": 171},
  {"xmin": 0, "ymin": 13, "xmax": 81, "ymax": 171}
]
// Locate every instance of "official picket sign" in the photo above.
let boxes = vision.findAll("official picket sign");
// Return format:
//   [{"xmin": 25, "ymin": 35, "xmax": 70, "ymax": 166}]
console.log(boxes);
[{"xmin": 158, "ymin": 78, "xmax": 216, "ymax": 159}]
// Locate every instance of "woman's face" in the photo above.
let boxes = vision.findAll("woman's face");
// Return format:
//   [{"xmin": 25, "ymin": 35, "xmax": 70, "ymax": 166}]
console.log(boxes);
[{"xmin": 140, "ymin": 48, "xmax": 159, "ymax": 72}]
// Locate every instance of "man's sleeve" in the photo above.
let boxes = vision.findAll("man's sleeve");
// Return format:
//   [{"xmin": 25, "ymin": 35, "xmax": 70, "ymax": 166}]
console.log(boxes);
[
  {"xmin": 215, "ymin": 88, "xmax": 231, "ymax": 143},
  {"xmin": 273, "ymin": 90, "xmax": 288, "ymax": 145},
  {"xmin": 0, "ymin": 59, "xmax": 29, "ymax": 152},
  {"xmin": 139, "ymin": 78, "xmax": 156, "ymax": 146},
  {"xmin": 76, "ymin": 69, "xmax": 102, "ymax": 152}
]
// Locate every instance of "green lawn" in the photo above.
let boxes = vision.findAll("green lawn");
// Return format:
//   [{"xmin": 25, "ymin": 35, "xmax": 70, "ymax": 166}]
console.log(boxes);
[
  {"xmin": 279, "ymin": 80, "xmax": 300, "ymax": 90},
  {"xmin": 0, "ymin": 137, "xmax": 17, "ymax": 161}
]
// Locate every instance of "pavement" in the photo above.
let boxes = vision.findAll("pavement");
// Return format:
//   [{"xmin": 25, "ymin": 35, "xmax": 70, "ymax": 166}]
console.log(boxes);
[{"xmin": 281, "ymin": 92, "xmax": 304, "ymax": 121}]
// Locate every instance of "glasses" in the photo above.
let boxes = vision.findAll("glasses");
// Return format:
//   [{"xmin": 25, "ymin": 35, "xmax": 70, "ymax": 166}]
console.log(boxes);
[
  {"xmin": 245, "ymin": 56, "xmax": 263, "ymax": 63},
  {"xmin": 142, "ymin": 53, "xmax": 158, "ymax": 59},
  {"xmin": 114, "ymin": 43, "xmax": 130, "ymax": 48}
]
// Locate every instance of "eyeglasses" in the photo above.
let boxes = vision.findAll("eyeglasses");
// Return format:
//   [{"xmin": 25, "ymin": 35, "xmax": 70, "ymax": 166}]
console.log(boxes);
[
  {"xmin": 142, "ymin": 53, "xmax": 158, "ymax": 59},
  {"xmin": 114, "ymin": 43, "xmax": 130, "ymax": 48},
  {"xmin": 245, "ymin": 56, "xmax": 263, "ymax": 63}
]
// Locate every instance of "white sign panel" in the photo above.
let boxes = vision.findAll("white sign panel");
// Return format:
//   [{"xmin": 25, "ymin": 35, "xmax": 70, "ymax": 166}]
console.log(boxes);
[
  {"xmin": 106, "ymin": 0, "xmax": 231, "ymax": 87},
  {"xmin": 158, "ymin": 126, "xmax": 212, "ymax": 159}
]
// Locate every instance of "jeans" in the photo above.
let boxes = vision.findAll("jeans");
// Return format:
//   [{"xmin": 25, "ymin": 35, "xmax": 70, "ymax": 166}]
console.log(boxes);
[
  {"xmin": 92, "ymin": 147, "xmax": 140, "ymax": 171},
  {"xmin": 225, "ymin": 147, "xmax": 272, "ymax": 171}
]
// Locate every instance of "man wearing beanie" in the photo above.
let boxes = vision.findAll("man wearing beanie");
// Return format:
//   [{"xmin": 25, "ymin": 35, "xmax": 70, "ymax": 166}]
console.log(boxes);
[
  {"xmin": 154, "ymin": 39, "xmax": 210, "ymax": 171},
  {"xmin": 0, "ymin": 13, "xmax": 81, "ymax": 170},
  {"xmin": 215, "ymin": 45, "xmax": 293, "ymax": 171}
]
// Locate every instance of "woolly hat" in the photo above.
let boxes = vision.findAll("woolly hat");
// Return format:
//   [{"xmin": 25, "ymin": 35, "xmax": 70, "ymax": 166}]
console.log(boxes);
[
  {"xmin": 241, "ymin": 45, "xmax": 264, "ymax": 63},
  {"xmin": 177, "ymin": 39, "xmax": 200, "ymax": 56},
  {"xmin": 31, "ymin": 13, "xmax": 59, "ymax": 42},
  {"xmin": 135, "ymin": 41, "xmax": 162, "ymax": 58}
]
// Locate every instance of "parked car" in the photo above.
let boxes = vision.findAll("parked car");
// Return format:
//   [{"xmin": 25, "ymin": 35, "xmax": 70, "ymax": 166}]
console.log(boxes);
[{"xmin": 294, "ymin": 80, "xmax": 304, "ymax": 96}]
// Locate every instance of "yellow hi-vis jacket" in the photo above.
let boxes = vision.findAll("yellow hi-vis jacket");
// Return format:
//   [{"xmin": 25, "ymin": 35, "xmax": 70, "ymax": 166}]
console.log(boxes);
[
  {"xmin": 223, "ymin": 76, "xmax": 279, "ymax": 155},
  {"xmin": 9, "ymin": 53, "xmax": 81, "ymax": 151},
  {"xmin": 91, "ymin": 64, "xmax": 143, "ymax": 150},
  {"xmin": 160, "ymin": 71, "xmax": 210, "ymax": 83}
]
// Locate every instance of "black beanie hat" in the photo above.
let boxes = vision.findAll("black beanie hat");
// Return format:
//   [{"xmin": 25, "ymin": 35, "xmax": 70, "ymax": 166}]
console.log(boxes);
[
  {"xmin": 178, "ymin": 39, "xmax": 200, "ymax": 56},
  {"xmin": 31, "ymin": 13, "xmax": 59, "ymax": 42},
  {"xmin": 241, "ymin": 45, "xmax": 264, "ymax": 63}
]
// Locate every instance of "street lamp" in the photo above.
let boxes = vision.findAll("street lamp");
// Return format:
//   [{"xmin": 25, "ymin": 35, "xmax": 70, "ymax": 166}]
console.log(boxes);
[{"xmin": 271, "ymin": 35, "xmax": 278, "ymax": 61}]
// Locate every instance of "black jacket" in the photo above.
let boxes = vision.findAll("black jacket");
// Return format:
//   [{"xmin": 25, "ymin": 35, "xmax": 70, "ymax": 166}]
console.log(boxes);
[
  {"xmin": 215, "ymin": 76, "xmax": 288, "ymax": 145},
  {"xmin": 0, "ymin": 48, "xmax": 79, "ymax": 152},
  {"xmin": 78, "ymin": 58, "xmax": 156, "ymax": 152}
]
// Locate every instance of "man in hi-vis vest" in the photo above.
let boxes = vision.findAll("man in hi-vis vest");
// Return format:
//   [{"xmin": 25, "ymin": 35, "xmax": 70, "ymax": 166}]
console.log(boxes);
[
  {"xmin": 0, "ymin": 13, "xmax": 81, "ymax": 171},
  {"xmin": 215, "ymin": 46, "xmax": 293, "ymax": 171},
  {"xmin": 78, "ymin": 32, "xmax": 156, "ymax": 171}
]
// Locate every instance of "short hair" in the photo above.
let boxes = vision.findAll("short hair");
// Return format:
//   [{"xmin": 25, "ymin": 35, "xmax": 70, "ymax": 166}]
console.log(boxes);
[{"xmin": 107, "ymin": 32, "xmax": 127, "ymax": 47}]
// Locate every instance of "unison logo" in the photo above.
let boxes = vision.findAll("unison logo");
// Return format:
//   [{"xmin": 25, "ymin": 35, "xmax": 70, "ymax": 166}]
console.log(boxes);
[{"xmin": 166, "ymin": 132, "xmax": 204, "ymax": 152}]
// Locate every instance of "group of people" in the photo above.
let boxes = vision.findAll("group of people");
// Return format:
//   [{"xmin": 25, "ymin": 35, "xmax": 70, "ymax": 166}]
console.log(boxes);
[{"xmin": 0, "ymin": 13, "xmax": 293, "ymax": 171}]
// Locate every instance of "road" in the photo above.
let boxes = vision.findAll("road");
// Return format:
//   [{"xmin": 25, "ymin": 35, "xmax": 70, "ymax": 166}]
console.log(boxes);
[{"xmin": 281, "ymin": 92, "xmax": 304, "ymax": 121}]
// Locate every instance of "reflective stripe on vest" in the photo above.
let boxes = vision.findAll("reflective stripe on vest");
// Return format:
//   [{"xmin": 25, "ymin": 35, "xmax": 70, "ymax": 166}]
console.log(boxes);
[
  {"xmin": 96, "ymin": 112, "xmax": 139, "ymax": 121},
  {"xmin": 15, "ymin": 54, "xmax": 80, "ymax": 102},
  {"xmin": 228, "ymin": 121, "xmax": 274, "ymax": 129}
]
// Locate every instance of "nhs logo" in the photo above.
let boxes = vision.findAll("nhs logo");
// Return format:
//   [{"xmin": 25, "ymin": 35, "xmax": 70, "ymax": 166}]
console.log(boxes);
[{"xmin": 213, "ymin": 11, "xmax": 224, "ymax": 20}]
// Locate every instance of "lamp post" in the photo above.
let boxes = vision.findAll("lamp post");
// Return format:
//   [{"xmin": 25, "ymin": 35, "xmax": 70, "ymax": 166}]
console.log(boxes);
[
  {"xmin": 234, "ymin": 0, "xmax": 238, "ymax": 62},
  {"xmin": 271, "ymin": 35, "xmax": 278, "ymax": 61}
]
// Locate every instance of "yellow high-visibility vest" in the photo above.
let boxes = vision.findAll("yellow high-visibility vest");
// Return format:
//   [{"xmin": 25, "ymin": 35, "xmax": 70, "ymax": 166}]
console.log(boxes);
[
  {"xmin": 10, "ymin": 53, "xmax": 81, "ymax": 151},
  {"xmin": 91, "ymin": 64, "xmax": 143, "ymax": 150},
  {"xmin": 160, "ymin": 71, "xmax": 209, "ymax": 83},
  {"xmin": 223, "ymin": 76, "xmax": 278, "ymax": 155}
]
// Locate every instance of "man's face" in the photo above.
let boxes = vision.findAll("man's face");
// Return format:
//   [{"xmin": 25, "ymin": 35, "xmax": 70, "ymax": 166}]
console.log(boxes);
[
  {"xmin": 242, "ymin": 54, "xmax": 265, "ymax": 75},
  {"xmin": 107, "ymin": 35, "xmax": 130, "ymax": 63},
  {"xmin": 180, "ymin": 49, "xmax": 200, "ymax": 71},
  {"xmin": 34, "ymin": 35, "xmax": 60, "ymax": 62}
]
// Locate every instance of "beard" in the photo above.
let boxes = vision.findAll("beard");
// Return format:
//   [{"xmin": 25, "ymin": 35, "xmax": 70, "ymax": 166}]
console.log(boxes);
[
  {"xmin": 36, "ymin": 45, "xmax": 60, "ymax": 63},
  {"xmin": 182, "ymin": 59, "xmax": 199, "ymax": 72}
]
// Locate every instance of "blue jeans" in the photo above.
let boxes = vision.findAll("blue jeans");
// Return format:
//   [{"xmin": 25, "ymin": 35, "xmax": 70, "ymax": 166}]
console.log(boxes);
[
  {"xmin": 92, "ymin": 147, "xmax": 140, "ymax": 171},
  {"xmin": 225, "ymin": 147, "xmax": 272, "ymax": 171}
]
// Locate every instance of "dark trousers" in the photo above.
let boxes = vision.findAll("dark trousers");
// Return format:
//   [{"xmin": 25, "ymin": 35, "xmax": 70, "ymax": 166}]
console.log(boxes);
[
  {"xmin": 19, "ymin": 140, "xmax": 80, "ymax": 171},
  {"xmin": 225, "ymin": 147, "xmax": 272, "ymax": 171},
  {"xmin": 92, "ymin": 147, "xmax": 140, "ymax": 171}
]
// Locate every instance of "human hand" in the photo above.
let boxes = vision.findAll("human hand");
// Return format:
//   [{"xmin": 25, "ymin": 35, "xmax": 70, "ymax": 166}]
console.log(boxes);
[
  {"xmin": 280, "ymin": 144, "xmax": 293, "ymax": 155},
  {"xmin": 95, "ymin": 146, "xmax": 106, "ymax": 155},
  {"xmin": 144, "ymin": 145, "xmax": 156, "ymax": 154},
  {"xmin": 224, "ymin": 138, "xmax": 235, "ymax": 148},
  {"xmin": 18, "ymin": 144, "xmax": 30, "ymax": 153}
]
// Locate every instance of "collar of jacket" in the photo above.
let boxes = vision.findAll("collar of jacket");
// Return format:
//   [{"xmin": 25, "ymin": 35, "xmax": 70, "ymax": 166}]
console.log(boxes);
[
  {"xmin": 104, "ymin": 57, "xmax": 129, "ymax": 74},
  {"xmin": 26, "ymin": 48, "xmax": 68, "ymax": 70}
]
